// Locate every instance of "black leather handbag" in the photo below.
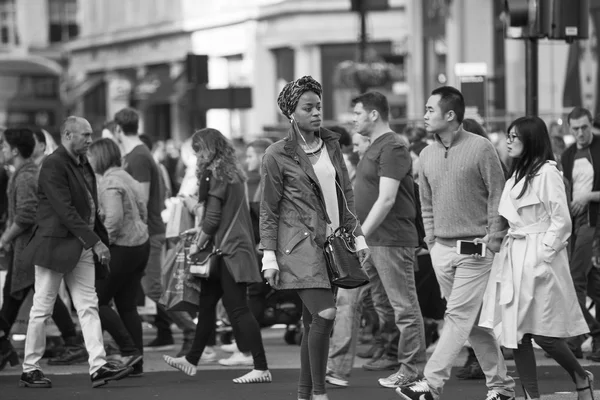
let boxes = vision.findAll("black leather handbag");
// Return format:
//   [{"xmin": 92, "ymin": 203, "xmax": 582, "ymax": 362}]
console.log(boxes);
[{"xmin": 324, "ymin": 227, "xmax": 369, "ymax": 289}]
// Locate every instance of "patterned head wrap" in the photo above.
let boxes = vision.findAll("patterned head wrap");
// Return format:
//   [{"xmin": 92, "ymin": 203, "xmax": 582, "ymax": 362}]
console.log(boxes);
[{"xmin": 277, "ymin": 76, "xmax": 322, "ymax": 119}]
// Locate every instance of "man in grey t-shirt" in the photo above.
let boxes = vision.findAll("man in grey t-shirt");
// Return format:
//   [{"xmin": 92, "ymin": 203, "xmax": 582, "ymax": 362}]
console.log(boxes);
[{"xmin": 114, "ymin": 108, "xmax": 196, "ymax": 359}]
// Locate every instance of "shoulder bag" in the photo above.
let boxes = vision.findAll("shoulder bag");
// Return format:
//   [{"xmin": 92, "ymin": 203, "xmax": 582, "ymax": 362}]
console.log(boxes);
[
  {"xmin": 324, "ymin": 226, "xmax": 369, "ymax": 289},
  {"xmin": 188, "ymin": 200, "xmax": 243, "ymax": 278}
]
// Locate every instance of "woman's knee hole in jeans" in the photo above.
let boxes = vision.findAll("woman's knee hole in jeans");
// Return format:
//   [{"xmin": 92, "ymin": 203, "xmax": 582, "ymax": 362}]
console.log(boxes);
[{"xmin": 318, "ymin": 307, "xmax": 336, "ymax": 320}]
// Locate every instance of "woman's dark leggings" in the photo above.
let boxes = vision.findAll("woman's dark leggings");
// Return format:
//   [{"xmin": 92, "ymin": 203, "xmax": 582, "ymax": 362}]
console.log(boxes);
[
  {"xmin": 185, "ymin": 260, "xmax": 268, "ymax": 371},
  {"xmin": 512, "ymin": 334, "xmax": 587, "ymax": 399},
  {"xmin": 297, "ymin": 288, "xmax": 336, "ymax": 399},
  {"xmin": 96, "ymin": 241, "xmax": 150, "ymax": 357}
]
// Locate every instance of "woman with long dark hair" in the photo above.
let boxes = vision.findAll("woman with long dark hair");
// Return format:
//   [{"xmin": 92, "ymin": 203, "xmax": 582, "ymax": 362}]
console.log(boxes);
[
  {"xmin": 479, "ymin": 116, "xmax": 593, "ymax": 400},
  {"xmin": 261, "ymin": 76, "xmax": 369, "ymax": 400},
  {"xmin": 88, "ymin": 138, "xmax": 150, "ymax": 376},
  {"xmin": 163, "ymin": 128, "xmax": 271, "ymax": 384}
]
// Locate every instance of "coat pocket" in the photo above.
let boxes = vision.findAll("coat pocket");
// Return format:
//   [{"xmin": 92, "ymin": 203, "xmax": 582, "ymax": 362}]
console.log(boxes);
[{"xmin": 281, "ymin": 230, "xmax": 310, "ymax": 256}]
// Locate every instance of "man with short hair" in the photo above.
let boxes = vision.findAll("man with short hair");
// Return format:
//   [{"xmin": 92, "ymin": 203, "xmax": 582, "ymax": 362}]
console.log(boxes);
[
  {"xmin": 351, "ymin": 91, "xmax": 426, "ymax": 388},
  {"xmin": 397, "ymin": 86, "xmax": 514, "ymax": 400},
  {"xmin": 113, "ymin": 108, "xmax": 197, "ymax": 357},
  {"xmin": 324, "ymin": 128, "xmax": 375, "ymax": 388},
  {"xmin": 562, "ymin": 106, "xmax": 600, "ymax": 359},
  {"xmin": 19, "ymin": 116, "xmax": 132, "ymax": 388}
]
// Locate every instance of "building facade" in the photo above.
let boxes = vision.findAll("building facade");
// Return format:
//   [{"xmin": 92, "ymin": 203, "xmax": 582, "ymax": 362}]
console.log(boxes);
[
  {"xmin": 67, "ymin": 0, "xmax": 591, "ymax": 142},
  {"xmin": 67, "ymin": 0, "xmax": 417, "ymax": 142}
]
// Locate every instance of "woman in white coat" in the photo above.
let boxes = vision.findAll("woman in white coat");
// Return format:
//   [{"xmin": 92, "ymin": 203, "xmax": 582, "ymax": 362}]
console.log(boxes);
[{"xmin": 479, "ymin": 116, "xmax": 593, "ymax": 400}]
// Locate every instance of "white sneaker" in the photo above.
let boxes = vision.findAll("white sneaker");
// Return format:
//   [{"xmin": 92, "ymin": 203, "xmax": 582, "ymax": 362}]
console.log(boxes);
[
  {"xmin": 220, "ymin": 342, "xmax": 239, "ymax": 353},
  {"xmin": 218, "ymin": 351, "xmax": 253, "ymax": 366},
  {"xmin": 199, "ymin": 346, "xmax": 217, "ymax": 363}
]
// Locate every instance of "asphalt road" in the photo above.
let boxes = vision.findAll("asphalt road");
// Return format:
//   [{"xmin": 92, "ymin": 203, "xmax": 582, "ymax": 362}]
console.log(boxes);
[
  {"xmin": 2, "ymin": 325, "xmax": 600, "ymax": 399},
  {"xmin": 2, "ymin": 366, "xmax": 600, "ymax": 400}
]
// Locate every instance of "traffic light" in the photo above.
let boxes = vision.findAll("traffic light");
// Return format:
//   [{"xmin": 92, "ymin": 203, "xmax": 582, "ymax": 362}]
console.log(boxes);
[
  {"xmin": 504, "ymin": 0, "xmax": 589, "ymax": 42},
  {"xmin": 548, "ymin": 0, "xmax": 589, "ymax": 41},
  {"xmin": 186, "ymin": 54, "xmax": 209, "ymax": 85},
  {"xmin": 350, "ymin": 0, "xmax": 388, "ymax": 12}
]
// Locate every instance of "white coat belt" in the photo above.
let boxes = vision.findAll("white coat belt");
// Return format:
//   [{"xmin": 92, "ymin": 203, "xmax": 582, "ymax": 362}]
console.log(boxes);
[{"xmin": 497, "ymin": 221, "xmax": 550, "ymax": 305}]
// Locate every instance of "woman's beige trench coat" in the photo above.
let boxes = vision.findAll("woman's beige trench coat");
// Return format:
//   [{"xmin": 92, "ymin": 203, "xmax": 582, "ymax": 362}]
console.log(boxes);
[{"xmin": 479, "ymin": 161, "xmax": 588, "ymax": 348}]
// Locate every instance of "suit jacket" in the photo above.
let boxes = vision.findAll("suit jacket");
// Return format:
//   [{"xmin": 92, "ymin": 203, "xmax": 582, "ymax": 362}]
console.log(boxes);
[{"xmin": 21, "ymin": 146, "xmax": 109, "ymax": 274}]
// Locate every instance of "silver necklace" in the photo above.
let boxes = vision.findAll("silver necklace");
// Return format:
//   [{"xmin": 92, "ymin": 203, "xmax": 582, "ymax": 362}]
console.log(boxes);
[{"xmin": 299, "ymin": 133, "xmax": 322, "ymax": 163}]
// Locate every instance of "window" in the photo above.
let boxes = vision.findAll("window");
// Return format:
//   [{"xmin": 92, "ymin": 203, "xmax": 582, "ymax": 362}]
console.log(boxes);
[
  {"xmin": 48, "ymin": 0, "xmax": 78, "ymax": 43},
  {"xmin": 0, "ymin": 0, "xmax": 18, "ymax": 46}
]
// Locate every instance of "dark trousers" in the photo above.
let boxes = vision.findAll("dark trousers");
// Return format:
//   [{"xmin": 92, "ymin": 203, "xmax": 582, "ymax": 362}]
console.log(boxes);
[
  {"xmin": 185, "ymin": 260, "xmax": 267, "ymax": 370},
  {"xmin": 96, "ymin": 241, "xmax": 150, "ymax": 357},
  {"xmin": 568, "ymin": 225, "xmax": 600, "ymax": 349},
  {"xmin": 0, "ymin": 266, "xmax": 76, "ymax": 342},
  {"xmin": 415, "ymin": 253, "xmax": 446, "ymax": 321},
  {"xmin": 513, "ymin": 334, "xmax": 587, "ymax": 399}
]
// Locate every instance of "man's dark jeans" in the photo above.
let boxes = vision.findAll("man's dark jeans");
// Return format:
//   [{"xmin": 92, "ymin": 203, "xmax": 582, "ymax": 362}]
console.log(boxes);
[{"xmin": 568, "ymin": 224, "xmax": 600, "ymax": 349}]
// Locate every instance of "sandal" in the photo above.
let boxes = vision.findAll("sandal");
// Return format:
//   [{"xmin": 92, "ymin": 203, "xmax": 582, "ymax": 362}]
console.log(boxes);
[
  {"xmin": 163, "ymin": 355, "xmax": 197, "ymax": 376},
  {"xmin": 233, "ymin": 369, "xmax": 272, "ymax": 384},
  {"xmin": 576, "ymin": 370, "xmax": 595, "ymax": 400}
]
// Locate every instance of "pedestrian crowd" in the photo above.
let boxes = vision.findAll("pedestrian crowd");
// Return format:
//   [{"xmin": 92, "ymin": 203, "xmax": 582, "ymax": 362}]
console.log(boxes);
[{"xmin": 0, "ymin": 75, "xmax": 597, "ymax": 400}]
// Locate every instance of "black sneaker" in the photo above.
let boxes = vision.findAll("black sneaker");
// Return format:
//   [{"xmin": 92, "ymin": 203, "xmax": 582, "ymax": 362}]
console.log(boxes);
[
  {"xmin": 19, "ymin": 370, "xmax": 52, "ymax": 388},
  {"xmin": 129, "ymin": 362, "xmax": 144, "ymax": 378},
  {"xmin": 47, "ymin": 347, "xmax": 88, "ymax": 365},
  {"xmin": 144, "ymin": 336, "xmax": 174, "ymax": 352},
  {"xmin": 91, "ymin": 361, "xmax": 133, "ymax": 388},
  {"xmin": 587, "ymin": 350, "xmax": 600, "ymax": 362},
  {"xmin": 396, "ymin": 379, "xmax": 433, "ymax": 400},
  {"xmin": 483, "ymin": 390, "xmax": 515, "ymax": 400},
  {"xmin": 121, "ymin": 354, "xmax": 143, "ymax": 368}
]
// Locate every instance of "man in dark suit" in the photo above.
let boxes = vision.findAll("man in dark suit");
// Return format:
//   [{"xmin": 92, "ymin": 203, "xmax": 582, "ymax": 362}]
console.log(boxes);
[{"xmin": 19, "ymin": 116, "xmax": 132, "ymax": 389}]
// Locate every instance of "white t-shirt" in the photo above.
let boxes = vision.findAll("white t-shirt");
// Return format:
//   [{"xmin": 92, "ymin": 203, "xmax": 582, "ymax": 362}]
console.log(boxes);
[
  {"xmin": 311, "ymin": 145, "xmax": 339, "ymax": 234},
  {"xmin": 572, "ymin": 148, "xmax": 594, "ymax": 221}
]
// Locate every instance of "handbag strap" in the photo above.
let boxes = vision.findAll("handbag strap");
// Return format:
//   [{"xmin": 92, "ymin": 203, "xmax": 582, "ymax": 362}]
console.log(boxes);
[{"xmin": 216, "ymin": 198, "xmax": 243, "ymax": 252}]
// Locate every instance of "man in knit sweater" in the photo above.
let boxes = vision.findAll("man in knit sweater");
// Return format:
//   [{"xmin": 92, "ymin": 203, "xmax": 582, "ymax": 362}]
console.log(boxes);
[{"xmin": 397, "ymin": 86, "xmax": 514, "ymax": 400}]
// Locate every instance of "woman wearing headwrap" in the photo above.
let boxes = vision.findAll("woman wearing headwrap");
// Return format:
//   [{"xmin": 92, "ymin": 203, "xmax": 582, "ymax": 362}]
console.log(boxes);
[{"xmin": 260, "ymin": 76, "xmax": 370, "ymax": 400}]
